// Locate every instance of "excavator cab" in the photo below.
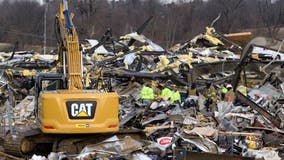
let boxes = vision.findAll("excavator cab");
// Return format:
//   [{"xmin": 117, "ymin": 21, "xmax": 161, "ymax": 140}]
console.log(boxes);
[{"xmin": 34, "ymin": 73, "xmax": 66, "ymax": 115}]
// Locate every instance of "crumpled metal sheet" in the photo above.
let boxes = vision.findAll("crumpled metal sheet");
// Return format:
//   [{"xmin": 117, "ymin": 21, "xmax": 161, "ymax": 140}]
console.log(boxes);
[
  {"xmin": 77, "ymin": 136, "xmax": 144, "ymax": 158},
  {"xmin": 121, "ymin": 32, "xmax": 164, "ymax": 52},
  {"xmin": 141, "ymin": 113, "xmax": 168, "ymax": 126},
  {"xmin": 130, "ymin": 152, "xmax": 152, "ymax": 160},
  {"xmin": 248, "ymin": 84, "xmax": 281, "ymax": 100},
  {"xmin": 175, "ymin": 132, "xmax": 218, "ymax": 153},
  {"xmin": 243, "ymin": 148, "xmax": 281, "ymax": 160}
]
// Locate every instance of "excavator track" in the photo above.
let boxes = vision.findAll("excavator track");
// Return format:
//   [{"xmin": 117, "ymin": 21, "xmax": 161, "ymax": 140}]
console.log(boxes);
[
  {"xmin": 3, "ymin": 135, "xmax": 35, "ymax": 158},
  {"xmin": 2, "ymin": 129, "xmax": 146, "ymax": 157}
]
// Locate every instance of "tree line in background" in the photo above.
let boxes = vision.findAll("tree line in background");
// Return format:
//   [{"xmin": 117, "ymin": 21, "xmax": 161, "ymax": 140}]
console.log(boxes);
[{"xmin": 0, "ymin": 0, "xmax": 283, "ymax": 51}]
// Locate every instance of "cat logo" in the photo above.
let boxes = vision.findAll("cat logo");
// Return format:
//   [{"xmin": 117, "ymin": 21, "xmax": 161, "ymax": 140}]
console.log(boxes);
[{"xmin": 66, "ymin": 101, "xmax": 96, "ymax": 119}]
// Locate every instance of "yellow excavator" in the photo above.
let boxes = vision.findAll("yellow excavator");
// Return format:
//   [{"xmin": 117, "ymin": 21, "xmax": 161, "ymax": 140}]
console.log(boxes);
[{"xmin": 4, "ymin": 0, "xmax": 119, "ymax": 156}]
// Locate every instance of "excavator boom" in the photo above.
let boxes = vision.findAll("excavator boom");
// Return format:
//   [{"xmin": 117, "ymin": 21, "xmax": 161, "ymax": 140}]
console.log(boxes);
[{"xmin": 57, "ymin": 0, "xmax": 82, "ymax": 90}]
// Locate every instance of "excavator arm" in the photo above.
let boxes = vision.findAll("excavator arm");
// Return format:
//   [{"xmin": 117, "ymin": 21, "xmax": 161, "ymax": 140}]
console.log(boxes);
[{"xmin": 56, "ymin": 0, "xmax": 83, "ymax": 90}]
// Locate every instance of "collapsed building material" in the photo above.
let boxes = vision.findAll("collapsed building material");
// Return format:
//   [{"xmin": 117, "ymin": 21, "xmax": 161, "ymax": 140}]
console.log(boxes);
[
  {"xmin": 236, "ymin": 91, "xmax": 281, "ymax": 128},
  {"xmin": 2, "ymin": 17, "xmax": 284, "ymax": 160},
  {"xmin": 243, "ymin": 148, "xmax": 281, "ymax": 160},
  {"xmin": 174, "ymin": 150, "xmax": 255, "ymax": 160}
]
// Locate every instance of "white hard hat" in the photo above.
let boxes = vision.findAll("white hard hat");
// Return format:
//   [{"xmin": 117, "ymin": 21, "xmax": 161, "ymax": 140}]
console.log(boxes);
[{"xmin": 226, "ymin": 84, "xmax": 232, "ymax": 89}]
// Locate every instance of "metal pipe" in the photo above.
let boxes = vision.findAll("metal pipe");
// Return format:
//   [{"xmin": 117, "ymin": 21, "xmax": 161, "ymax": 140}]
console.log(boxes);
[
  {"xmin": 63, "ymin": 51, "xmax": 66, "ymax": 77},
  {"xmin": 80, "ymin": 51, "xmax": 83, "ymax": 77}
]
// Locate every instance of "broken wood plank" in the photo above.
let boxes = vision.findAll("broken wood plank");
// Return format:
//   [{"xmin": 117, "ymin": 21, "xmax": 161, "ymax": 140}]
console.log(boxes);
[{"xmin": 219, "ymin": 131, "xmax": 262, "ymax": 137}]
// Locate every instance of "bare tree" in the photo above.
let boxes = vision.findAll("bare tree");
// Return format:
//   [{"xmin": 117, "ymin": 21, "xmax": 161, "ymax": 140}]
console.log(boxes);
[
  {"xmin": 258, "ymin": 0, "xmax": 283, "ymax": 38},
  {"xmin": 0, "ymin": 0, "xmax": 283, "ymax": 51}
]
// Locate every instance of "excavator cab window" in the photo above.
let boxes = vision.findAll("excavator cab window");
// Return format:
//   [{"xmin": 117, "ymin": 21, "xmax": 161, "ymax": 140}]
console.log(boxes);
[
  {"xmin": 41, "ymin": 79, "xmax": 63, "ymax": 91},
  {"xmin": 35, "ymin": 73, "xmax": 66, "ymax": 94}
]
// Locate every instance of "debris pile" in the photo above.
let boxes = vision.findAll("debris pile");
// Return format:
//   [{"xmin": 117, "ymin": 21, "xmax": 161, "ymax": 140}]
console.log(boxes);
[{"xmin": 1, "ymin": 28, "xmax": 284, "ymax": 160}]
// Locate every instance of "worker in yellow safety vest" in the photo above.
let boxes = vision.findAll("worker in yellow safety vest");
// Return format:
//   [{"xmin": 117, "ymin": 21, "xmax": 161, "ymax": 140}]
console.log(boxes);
[
  {"xmin": 160, "ymin": 83, "xmax": 173, "ymax": 101},
  {"xmin": 221, "ymin": 82, "xmax": 228, "ymax": 100},
  {"xmin": 224, "ymin": 84, "xmax": 235, "ymax": 103},
  {"xmin": 171, "ymin": 85, "xmax": 181, "ymax": 103},
  {"xmin": 140, "ymin": 83, "xmax": 154, "ymax": 105}
]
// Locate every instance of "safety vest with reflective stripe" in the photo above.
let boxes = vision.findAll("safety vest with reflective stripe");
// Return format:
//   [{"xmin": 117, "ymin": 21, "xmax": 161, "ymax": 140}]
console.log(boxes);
[
  {"xmin": 161, "ymin": 88, "xmax": 173, "ymax": 98},
  {"xmin": 140, "ymin": 86, "xmax": 154, "ymax": 100},
  {"xmin": 221, "ymin": 87, "xmax": 228, "ymax": 94},
  {"xmin": 171, "ymin": 91, "xmax": 181, "ymax": 103}
]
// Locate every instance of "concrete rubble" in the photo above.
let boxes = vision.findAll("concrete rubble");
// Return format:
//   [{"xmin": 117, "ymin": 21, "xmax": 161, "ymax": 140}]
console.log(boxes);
[{"xmin": 1, "ymin": 28, "xmax": 284, "ymax": 160}]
